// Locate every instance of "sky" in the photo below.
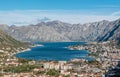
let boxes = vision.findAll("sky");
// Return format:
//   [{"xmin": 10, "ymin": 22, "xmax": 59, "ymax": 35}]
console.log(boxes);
[{"xmin": 0, "ymin": 0, "xmax": 120, "ymax": 26}]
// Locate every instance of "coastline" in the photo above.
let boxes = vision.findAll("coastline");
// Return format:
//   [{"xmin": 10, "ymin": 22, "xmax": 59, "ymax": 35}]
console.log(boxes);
[
  {"xmin": 12, "ymin": 48, "xmax": 31, "ymax": 56},
  {"xmin": 13, "ymin": 44, "xmax": 44, "ymax": 55},
  {"xmin": 31, "ymin": 44, "xmax": 44, "ymax": 48}
]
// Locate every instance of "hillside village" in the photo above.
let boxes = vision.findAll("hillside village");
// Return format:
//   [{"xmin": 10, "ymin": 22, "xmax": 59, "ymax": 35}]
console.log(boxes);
[{"xmin": 0, "ymin": 39, "xmax": 120, "ymax": 77}]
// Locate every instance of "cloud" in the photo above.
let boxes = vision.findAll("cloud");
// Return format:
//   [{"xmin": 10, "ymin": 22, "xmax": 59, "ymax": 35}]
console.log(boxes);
[
  {"xmin": 0, "ymin": 10, "xmax": 119, "ymax": 26},
  {"xmin": 111, "ymin": 11, "xmax": 120, "ymax": 16}
]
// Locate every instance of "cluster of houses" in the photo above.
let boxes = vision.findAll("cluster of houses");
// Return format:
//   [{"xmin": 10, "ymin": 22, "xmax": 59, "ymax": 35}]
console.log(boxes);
[
  {"xmin": 1, "ymin": 58, "xmax": 106, "ymax": 77},
  {"xmin": 1, "ymin": 41, "xmax": 120, "ymax": 77}
]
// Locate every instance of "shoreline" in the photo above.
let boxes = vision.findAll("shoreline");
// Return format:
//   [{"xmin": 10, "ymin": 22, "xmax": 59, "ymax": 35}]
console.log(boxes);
[
  {"xmin": 17, "ymin": 48, "xmax": 31, "ymax": 54},
  {"xmin": 31, "ymin": 44, "xmax": 44, "ymax": 47},
  {"xmin": 12, "ymin": 48, "xmax": 31, "ymax": 56},
  {"xmin": 12, "ymin": 44, "xmax": 43, "ymax": 56}
]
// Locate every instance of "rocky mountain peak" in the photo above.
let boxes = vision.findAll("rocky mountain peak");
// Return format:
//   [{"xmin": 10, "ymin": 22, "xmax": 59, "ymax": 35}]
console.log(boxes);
[{"xmin": 0, "ymin": 18, "xmax": 120, "ymax": 42}]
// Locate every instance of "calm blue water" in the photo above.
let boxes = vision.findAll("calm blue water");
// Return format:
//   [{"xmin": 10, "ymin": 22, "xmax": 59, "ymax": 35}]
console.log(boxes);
[{"xmin": 16, "ymin": 42, "xmax": 93, "ymax": 61}]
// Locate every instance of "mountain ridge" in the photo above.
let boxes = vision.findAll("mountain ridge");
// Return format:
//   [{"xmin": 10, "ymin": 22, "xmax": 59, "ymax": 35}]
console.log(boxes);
[
  {"xmin": 0, "ymin": 18, "xmax": 120, "ymax": 42},
  {"xmin": 0, "ymin": 30, "xmax": 29, "ymax": 53}
]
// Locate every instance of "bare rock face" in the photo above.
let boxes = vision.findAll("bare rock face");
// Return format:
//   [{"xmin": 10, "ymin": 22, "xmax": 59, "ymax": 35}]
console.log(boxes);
[
  {"xmin": 0, "ymin": 18, "xmax": 120, "ymax": 42},
  {"xmin": 98, "ymin": 19, "xmax": 120, "ymax": 42},
  {"xmin": 5, "ymin": 22, "xmax": 70, "ymax": 42}
]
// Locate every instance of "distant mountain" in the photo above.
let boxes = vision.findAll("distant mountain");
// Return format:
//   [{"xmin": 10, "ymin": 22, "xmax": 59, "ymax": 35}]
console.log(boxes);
[
  {"xmin": 98, "ymin": 19, "xmax": 120, "ymax": 42},
  {"xmin": 38, "ymin": 17, "xmax": 51, "ymax": 22},
  {"xmin": 0, "ymin": 24, "xmax": 9, "ymax": 31},
  {"xmin": 0, "ymin": 18, "xmax": 120, "ymax": 42}
]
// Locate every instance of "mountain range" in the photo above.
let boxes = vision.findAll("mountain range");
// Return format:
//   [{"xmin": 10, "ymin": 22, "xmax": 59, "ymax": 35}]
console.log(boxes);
[{"xmin": 0, "ymin": 18, "xmax": 120, "ymax": 42}]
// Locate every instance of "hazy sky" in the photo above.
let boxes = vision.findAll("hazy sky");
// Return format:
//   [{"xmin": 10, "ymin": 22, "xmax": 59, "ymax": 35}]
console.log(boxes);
[{"xmin": 0, "ymin": 0, "xmax": 120, "ymax": 26}]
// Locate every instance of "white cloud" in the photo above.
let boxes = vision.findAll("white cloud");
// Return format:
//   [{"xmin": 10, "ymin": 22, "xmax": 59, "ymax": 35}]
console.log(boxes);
[
  {"xmin": 0, "ymin": 10, "xmax": 119, "ymax": 26},
  {"xmin": 111, "ymin": 11, "xmax": 120, "ymax": 16}
]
